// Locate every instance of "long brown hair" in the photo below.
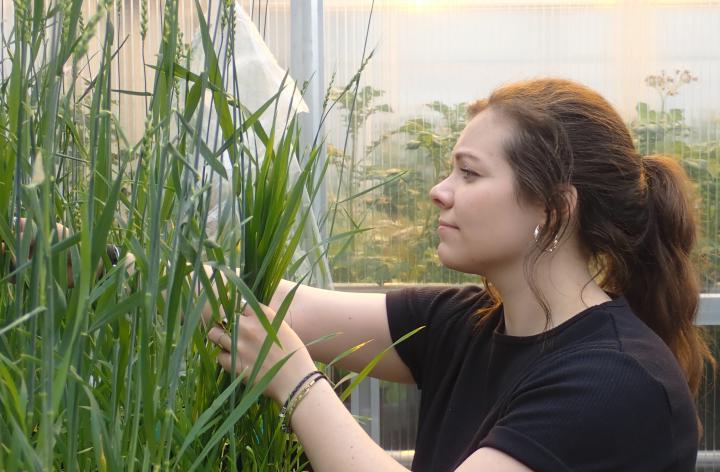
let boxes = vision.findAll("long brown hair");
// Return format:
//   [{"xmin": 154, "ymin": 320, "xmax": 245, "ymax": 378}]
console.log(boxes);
[{"xmin": 467, "ymin": 78, "xmax": 714, "ymax": 399}]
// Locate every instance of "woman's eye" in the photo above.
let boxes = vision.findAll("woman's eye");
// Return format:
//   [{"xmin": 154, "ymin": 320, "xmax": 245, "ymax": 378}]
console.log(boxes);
[{"xmin": 460, "ymin": 168, "xmax": 478, "ymax": 179}]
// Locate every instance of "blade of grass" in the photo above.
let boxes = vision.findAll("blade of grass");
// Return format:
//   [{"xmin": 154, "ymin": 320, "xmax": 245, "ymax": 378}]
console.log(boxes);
[
  {"xmin": 187, "ymin": 351, "xmax": 296, "ymax": 472},
  {"xmin": 339, "ymin": 326, "xmax": 425, "ymax": 402}
]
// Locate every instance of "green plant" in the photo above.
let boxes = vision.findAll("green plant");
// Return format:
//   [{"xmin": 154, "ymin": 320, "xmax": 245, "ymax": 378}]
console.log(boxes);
[
  {"xmin": 329, "ymin": 98, "xmax": 474, "ymax": 284},
  {"xmin": 630, "ymin": 71, "xmax": 720, "ymax": 291},
  {"xmin": 330, "ymin": 84, "xmax": 392, "ymax": 220},
  {"xmin": 0, "ymin": 1, "xmax": 381, "ymax": 470}
]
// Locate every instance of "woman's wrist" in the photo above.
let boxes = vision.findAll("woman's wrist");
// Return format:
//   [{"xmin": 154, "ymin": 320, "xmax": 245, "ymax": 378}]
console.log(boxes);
[
  {"xmin": 279, "ymin": 370, "xmax": 332, "ymax": 433},
  {"xmin": 273, "ymin": 358, "xmax": 317, "ymax": 405},
  {"xmin": 282, "ymin": 378, "xmax": 407, "ymax": 471},
  {"xmin": 285, "ymin": 373, "xmax": 336, "ymax": 434}
]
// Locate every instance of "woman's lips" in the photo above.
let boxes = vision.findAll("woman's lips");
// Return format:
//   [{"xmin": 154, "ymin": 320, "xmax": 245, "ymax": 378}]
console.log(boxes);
[{"xmin": 438, "ymin": 220, "xmax": 459, "ymax": 231}]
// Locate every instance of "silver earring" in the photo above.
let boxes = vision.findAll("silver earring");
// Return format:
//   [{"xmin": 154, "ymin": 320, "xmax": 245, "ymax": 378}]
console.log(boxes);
[{"xmin": 533, "ymin": 225, "xmax": 560, "ymax": 252}]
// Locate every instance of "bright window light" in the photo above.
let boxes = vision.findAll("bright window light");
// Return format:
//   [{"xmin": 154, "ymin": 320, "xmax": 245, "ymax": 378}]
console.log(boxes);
[{"xmin": 361, "ymin": 0, "xmax": 715, "ymax": 7}]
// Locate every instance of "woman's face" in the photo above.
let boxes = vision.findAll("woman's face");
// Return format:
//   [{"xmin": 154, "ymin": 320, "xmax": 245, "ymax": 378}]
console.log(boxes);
[{"xmin": 429, "ymin": 109, "xmax": 545, "ymax": 275}]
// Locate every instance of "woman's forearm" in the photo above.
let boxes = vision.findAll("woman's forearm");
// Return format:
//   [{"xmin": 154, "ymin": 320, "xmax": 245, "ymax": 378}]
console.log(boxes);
[
  {"xmin": 269, "ymin": 279, "xmax": 294, "ymax": 312},
  {"xmin": 289, "ymin": 379, "xmax": 408, "ymax": 472}
]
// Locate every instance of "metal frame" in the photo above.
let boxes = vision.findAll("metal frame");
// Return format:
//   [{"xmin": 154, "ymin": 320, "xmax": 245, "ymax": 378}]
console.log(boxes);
[
  {"xmin": 290, "ymin": 0, "xmax": 327, "ymax": 228},
  {"xmin": 696, "ymin": 294, "xmax": 720, "ymax": 326}
]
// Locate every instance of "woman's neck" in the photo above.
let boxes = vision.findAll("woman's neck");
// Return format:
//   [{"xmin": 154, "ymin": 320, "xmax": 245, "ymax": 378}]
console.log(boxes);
[{"xmin": 486, "ymin": 252, "xmax": 611, "ymax": 337}]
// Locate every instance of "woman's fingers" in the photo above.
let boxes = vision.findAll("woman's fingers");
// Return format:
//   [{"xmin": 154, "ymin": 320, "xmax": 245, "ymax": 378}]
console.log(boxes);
[
  {"xmin": 210, "ymin": 326, "xmax": 252, "ymax": 376},
  {"xmin": 208, "ymin": 326, "xmax": 233, "ymax": 351},
  {"xmin": 216, "ymin": 350, "xmax": 246, "ymax": 374},
  {"xmin": 206, "ymin": 303, "xmax": 284, "ymax": 383},
  {"xmin": 242, "ymin": 301, "xmax": 273, "ymax": 320}
]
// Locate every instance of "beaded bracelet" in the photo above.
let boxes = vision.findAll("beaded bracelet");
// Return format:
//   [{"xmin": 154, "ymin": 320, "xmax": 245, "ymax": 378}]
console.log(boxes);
[
  {"xmin": 281, "ymin": 372, "xmax": 327, "ymax": 434},
  {"xmin": 280, "ymin": 371, "xmax": 331, "ymax": 434},
  {"xmin": 280, "ymin": 370, "xmax": 324, "ymax": 422}
]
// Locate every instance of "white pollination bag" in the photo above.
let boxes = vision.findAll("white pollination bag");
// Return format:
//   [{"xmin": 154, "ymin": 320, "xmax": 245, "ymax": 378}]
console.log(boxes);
[{"xmin": 189, "ymin": 2, "xmax": 332, "ymax": 288}]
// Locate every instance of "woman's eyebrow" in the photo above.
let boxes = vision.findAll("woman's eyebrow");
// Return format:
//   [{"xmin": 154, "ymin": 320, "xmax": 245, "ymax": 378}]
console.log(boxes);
[{"xmin": 453, "ymin": 150, "xmax": 490, "ymax": 168}]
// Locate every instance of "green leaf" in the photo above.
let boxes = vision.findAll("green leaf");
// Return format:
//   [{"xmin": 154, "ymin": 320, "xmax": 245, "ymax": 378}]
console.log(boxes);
[
  {"xmin": 210, "ymin": 265, "xmax": 280, "ymax": 346},
  {"xmin": 88, "ymin": 292, "xmax": 143, "ymax": 332},
  {"xmin": 0, "ymin": 306, "xmax": 46, "ymax": 336},
  {"xmin": 339, "ymin": 326, "xmax": 425, "ymax": 402},
  {"xmin": 326, "ymin": 340, "xmax": 374, "ymax": 368},
  {"xmin": 10, "ymin": 415, "xmax": 42, "ymax": 470},
  {"xmin": 337, "ymin": 170, "xmax": 407, "ymax": 204},
  {"xmin": 110, "ymin": 88, "xmax": 153, "ymax": 97},
  {"xmin": 187, "ymin": 353, "xmax": 296, "ymax": 471},
  {"xmin": 175, "ymin": 112, "xmax": 228, "ymax": 179},
  {"xmin": 183, "ymin": 79, "xmax": 203, "ymax": 123},
  {"xmin": 194, "ymin": 0, "xmax": 236, "ymax": 159},
  {"xmin": 175, "ymin": 374, "xmax": 244, "ymax": 463}
]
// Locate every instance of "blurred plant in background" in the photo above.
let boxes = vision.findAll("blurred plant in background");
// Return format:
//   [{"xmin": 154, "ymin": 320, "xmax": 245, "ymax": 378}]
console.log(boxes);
[
  {"xmin": 644, "ymin": 69, "xmax": 699, "ymax": 113},
  {"xmin": 329, "ymin": 85, "xmax": 393, "ymax": 224},
  {"xmin": 330, "ymin": 73, "xmax": 719, "ymax": 291},
  {"xmin": 630, "ymin": 70, "xmax": 720, "ymax": 291},
  {"xmin": 329, "ymin": 95, "xmax": 474, "ymax": 285}
]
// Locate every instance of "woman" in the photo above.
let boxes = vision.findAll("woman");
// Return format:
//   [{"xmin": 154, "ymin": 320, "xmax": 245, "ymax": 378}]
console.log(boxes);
[{"xmin": 206, "ymin": 78, "xmax": 713, "ymax": 471}]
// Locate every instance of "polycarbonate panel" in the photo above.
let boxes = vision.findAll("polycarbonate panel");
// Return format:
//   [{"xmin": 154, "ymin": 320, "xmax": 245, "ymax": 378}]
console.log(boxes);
[{"xmin": 321, "ymin": 0, "xmax": 720, "ymax": 289}]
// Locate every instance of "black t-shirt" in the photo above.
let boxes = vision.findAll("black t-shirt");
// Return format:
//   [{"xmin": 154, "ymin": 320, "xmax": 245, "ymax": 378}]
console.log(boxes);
[{"xmin": 386, "ymin": 285, "xmax": 698, "ymax": 472}]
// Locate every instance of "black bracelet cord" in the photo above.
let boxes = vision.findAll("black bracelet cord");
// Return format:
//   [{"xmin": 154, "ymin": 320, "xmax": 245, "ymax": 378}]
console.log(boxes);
[
  {"xmin": 281, "ymin": 370, "xmax": 325, "ymax": 417},
  {"xmin": 280, "ymin": 371, "xmax": 331, "ymax": 434}
]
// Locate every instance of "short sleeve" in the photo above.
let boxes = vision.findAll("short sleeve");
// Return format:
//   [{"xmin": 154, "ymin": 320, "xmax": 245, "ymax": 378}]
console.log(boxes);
[
  {"xmin": 477, "ymin": 348, "xmax": 681, "ymax": 472},
  {"xmin": 385, "ymin": 285, "xmax": 489, "ymax": 389}
]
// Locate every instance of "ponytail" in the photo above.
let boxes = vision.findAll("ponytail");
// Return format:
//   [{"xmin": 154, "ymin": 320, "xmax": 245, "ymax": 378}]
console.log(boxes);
[{"xmin": 621, "ymin": 155, "xmax": 715, "ymax": 396}]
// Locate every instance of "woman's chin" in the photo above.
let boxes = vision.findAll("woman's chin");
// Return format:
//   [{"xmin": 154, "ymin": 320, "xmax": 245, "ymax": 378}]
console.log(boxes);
[
  {"xmin": 438, "ymin": 248, "xmax": 485, "ymax": 276},
  {"xmin": 437, "ymin": 249, "xmax": 466, "ymax": 273}
]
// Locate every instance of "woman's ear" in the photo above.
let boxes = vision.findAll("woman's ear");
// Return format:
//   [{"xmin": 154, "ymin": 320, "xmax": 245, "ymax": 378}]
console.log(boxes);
[
  {"xmin": 559, "ymin": 184, "xmax": 578, "ymax": 219},
  {"xmin": 544, "ymin": 184, "xmax": 578, "ymax": 228}
]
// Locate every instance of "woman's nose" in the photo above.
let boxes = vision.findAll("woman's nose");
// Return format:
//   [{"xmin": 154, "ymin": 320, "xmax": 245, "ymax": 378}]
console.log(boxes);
[{"xmin": 430, "ymin": 177, "xmax": 453, "ymax": 209}]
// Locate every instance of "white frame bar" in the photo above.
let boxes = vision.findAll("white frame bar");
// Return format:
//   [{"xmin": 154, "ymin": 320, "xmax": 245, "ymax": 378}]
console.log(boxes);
[{"xmin": 290, "ymin": 0, "xmax": 327, "ymax": 227}]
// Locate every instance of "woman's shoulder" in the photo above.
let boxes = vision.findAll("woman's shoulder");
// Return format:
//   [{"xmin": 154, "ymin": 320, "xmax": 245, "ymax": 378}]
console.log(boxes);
[
  {"xmin": 386, "ymin": 283, "xmax": 496, "ymax": 330},
  {"xmin": 384, "ymin": 284, "xmax": 497, "ymax": 389},
  {"xmin": 538, "ymin": 296, "xmax": 687, "ymax": 387},
  {"xmin": 526, "ymin": 331, "xmax": 696, "ymax": 433},
  {"xmin": 487, "ymin": 345, "xmax": 697, "ymax": 472},
  {"xmin": 388, "ymin": 283, "xmax": 489, "ymax": 305},
  {"xmin": 579, "ymin": 297, "xmax": 691, "ymax": 393}
]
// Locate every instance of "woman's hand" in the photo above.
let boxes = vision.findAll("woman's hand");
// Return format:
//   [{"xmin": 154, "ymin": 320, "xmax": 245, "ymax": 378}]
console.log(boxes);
[
  {"xmin": 5, "ymin": 217, "xmax": 134, "ymax": 286},
  {"xmin": 206, "ymin": 302, "xmax": 317, "ymax": 405}
]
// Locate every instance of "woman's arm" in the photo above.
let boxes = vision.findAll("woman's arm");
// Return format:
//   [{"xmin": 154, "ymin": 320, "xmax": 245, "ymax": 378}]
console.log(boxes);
[
  {"xmin": 268, "ymin": 280, "xmax": 414, "ymax": 383},
  {"xmin": 207, "ymin": 304, "xmax": 409, "ymax": 472},
  {"xmin": 207, "ymin": 301, "xmax": 532, "ymax": 472},
  {"xmin": 289, "ymin": 386, "xmax": 533, "ymax": 471},
  {"xmin": 201, "ymin": 273, "xmax": 414, "ymax": 384},
  {"xmin": 455, "ymin": 449, "xmax": 534, "ymax": 471},
  {"xmin": 208, "ymin": 302, "xmax": 532, "ymax": 472},
  {"xmin": 287, "ymin": 376, "xmax": 408, "ymax": 471}
]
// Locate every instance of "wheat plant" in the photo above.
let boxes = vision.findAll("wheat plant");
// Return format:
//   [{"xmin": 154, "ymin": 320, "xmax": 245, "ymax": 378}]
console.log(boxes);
[{"xmin": 0, "ymin": 0, "xmax": 384, "ymax": 470}]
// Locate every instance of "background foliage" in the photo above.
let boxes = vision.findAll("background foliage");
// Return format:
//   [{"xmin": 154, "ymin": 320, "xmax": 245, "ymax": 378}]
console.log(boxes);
[{"xmin": 329, "ymin": 74, "xmax": 720, "ymax": 291}]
